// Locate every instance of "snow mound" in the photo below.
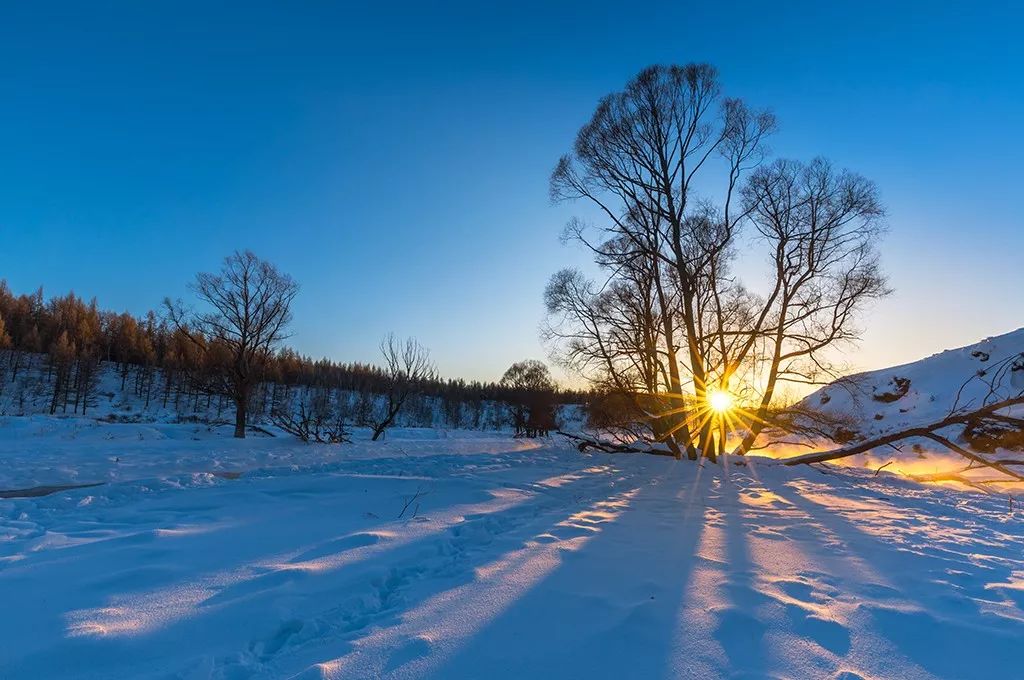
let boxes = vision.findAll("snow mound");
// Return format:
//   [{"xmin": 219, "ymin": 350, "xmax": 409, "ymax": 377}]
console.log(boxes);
[{"xmin": 803, "ymin": 327, "xmax": 1024, "ymax": 438}]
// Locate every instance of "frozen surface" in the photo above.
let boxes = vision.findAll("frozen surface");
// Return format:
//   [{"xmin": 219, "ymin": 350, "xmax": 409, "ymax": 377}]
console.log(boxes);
[{"xmin": 2, "ymin": 423, "xmax": 1023, "ymax": 679}]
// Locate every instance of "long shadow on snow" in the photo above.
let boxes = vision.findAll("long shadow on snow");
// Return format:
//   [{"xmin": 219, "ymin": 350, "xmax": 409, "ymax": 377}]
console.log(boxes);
[
  {"xmin": 216, "ymin": 464, "xmax": 637, "ymax": 677},
  {"xmin": 427, "ymin": 474, "xmax": 710, "ymax": 680},
  {"xmin": 2, "ymin": 460, "xmax": 622, "ymax": 679},
  {"xmin": 711, "ymin": 477, "xmax": 774, "ymax": 674},
  {"xmin": 3, "ymin": 448, "xmax": 572, "ymax": 577},
  {"xmin": 776, "ymin": 481, "xmax": 1024, "ymax": 679}
]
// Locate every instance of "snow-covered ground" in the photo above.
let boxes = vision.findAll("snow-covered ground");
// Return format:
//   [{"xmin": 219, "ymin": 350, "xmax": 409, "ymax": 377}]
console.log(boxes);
[
  {"xmin": 792, "ymin": 327, "xmax": 1024, "ymax": 481},
  {"xmin": 2, "ymin": 422, "xmax": 1023, "ymax": 679},
  {"xmin": 805, "ymin": 326, "xmax": 1024, "ymax": 436}
]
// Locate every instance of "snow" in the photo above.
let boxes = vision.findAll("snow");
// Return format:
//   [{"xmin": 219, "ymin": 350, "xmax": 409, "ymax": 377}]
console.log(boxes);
[
  {"xmin": 790, "ymin": 327, "xmax": 1024, "ymax": 481},
  {"xmin": 805, "ymin": 326, "xmax": 1024, "ymax": 435},
  {"xmin": 2, "ymin": 422, "xmax": 1023, "ymax": 679},
  {"xmin": 0, "ymin": 354, "xmax": 586, "ymax": 433}
]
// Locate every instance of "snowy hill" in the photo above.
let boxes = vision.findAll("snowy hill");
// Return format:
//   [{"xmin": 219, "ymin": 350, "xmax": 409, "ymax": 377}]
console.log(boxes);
[{"xmin": 801, "ymin": 327, "xmax": 1024, "ymax": 442}]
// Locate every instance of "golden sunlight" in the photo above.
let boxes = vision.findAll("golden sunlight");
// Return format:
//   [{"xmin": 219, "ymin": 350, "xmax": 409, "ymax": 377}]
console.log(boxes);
[{"xmin": 707, "ymin": 389, "xmax": 734, "ymax": 414}]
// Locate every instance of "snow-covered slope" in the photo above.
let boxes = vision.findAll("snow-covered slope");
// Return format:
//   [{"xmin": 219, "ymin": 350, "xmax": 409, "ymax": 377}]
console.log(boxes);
[
  {"xmin": 803, "ymin": 327, "xmax": 1024, "ymax": 440},
  {"xmin": 2, "ymin": 423, "xmax": 1023, "ymax": 678}
]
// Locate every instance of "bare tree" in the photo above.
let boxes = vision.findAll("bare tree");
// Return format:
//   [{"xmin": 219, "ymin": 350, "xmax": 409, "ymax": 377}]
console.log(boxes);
[
  {"xmin": 545, "ymin": 63, "xmax": 888, "ymax": 461},
  {"xmin": 371, "ymin": 334, "xmax": 436, "ymax": 441},
  {"xmin": 272, "ymin": 388, "xmax": 350, "ymax": 444},
  {"xmin": 548, "ymin": 64, "xmax": 773, "ymax": 460},
  {"xmin": 166, "ymin": 251, "xmax": 299, "ymax": 438},
  {"xmin": 723, "ymin": 158, "xmax": 889, "ymax": 453}
]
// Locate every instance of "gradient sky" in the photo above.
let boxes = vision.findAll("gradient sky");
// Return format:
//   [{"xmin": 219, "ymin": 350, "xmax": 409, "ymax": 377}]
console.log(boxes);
[{"xmin": 1, "ymin": 1, "xmax": 1022, "ymax": 384}]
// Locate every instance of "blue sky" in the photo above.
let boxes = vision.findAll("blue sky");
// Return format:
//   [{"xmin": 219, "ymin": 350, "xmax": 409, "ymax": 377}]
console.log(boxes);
[{"xmin": 1, "ymin": 1, "xmax": 1021, "ymax": 383}]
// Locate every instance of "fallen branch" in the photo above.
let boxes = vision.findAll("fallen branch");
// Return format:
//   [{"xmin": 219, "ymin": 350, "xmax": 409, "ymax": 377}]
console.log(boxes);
[
  {"xmin": 873, "ymin": 460, "xmax": 893, "ymax": 477},
  {"xmin": 556, "ymin": 431, "xmax": 674, "ymax": 457},
  {"xmin": 398, "ymin": 485, "xmax": 429, "ymax": 519},
  {"xmin": 247, "ymin": 424, "xmax": 277, "ymax": 438},
  {"xmin": 783, "ymin": 395, "xmax": 1024, "ymax": 483}
]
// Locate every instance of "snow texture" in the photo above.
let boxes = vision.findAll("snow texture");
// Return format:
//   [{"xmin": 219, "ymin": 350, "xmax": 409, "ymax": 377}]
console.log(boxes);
[
  {"xmin": 804, "ymin": 326, "xmax": 1024, "ymax": 436},
  {"xmin": 1, "ymin": 423, "xmax": 1023, "ymax": 679}
]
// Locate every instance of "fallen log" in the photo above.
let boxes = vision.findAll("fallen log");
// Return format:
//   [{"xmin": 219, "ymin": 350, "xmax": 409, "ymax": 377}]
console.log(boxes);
[{"xmin": 556, "ymin": 431, "xmax": 675, "ymax": 457}]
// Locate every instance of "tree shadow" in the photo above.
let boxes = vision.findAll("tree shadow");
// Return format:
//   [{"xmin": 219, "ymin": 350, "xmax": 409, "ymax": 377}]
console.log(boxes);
[
  {"xmin": 711, "ymin": 478, "xmax": 771, "ymax": 673},
  {"xmin": 774, "ymin": 479, "xmax": 1024, "ymax": 678},
  {"xmin": 426, "ymin": 477, "xmax": 711, "ymax": 679},
  {"xmin": 3, "ymin": 461, "xmax": 621, "ymax": 678}
]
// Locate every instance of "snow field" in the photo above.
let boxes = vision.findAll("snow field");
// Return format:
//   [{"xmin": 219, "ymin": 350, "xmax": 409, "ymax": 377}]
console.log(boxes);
[{"xmin": 1, "ymin": 425, "xmax": 1023, "ymax": 678}]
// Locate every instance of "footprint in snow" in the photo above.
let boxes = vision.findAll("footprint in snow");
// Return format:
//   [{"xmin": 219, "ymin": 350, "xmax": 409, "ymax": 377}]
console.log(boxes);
[
  {"xmin": 254, "ymin": 619, "xmax": 305, "ymax": 660},
  {"xmin": 713, "ymin": 606, "xmax": 767, "ymax": 664},
  {"xmin": 775, "ymin": 579, "xmax": 832, "ymax": 604},
  {"xmin": 384, "ymin": 636, "xmax": 433, "ymax": 672}
]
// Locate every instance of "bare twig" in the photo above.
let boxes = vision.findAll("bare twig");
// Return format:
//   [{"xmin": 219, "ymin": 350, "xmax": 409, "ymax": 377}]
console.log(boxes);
[{"xmin": 398, "ymin": 485, "xmax": 429, "ymax": 519}]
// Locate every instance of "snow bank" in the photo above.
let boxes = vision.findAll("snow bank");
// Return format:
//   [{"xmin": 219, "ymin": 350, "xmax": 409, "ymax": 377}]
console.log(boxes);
[{"xmin": 804, "ymin": 326, "xmax": 1024, "ymax": 435}]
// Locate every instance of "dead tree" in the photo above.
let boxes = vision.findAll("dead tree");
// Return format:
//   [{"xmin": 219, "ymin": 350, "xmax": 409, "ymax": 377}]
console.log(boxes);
[
  {"xmin": 272, "ymin": 391, "xmax": 349, "ymax": 444},
  {"xmin": 166, "ymin": 251, "xmax": 298, "ymax": 438},
  {"xmin": 371, "ymin": 335, "xmax": 436, "ymax": 441}
]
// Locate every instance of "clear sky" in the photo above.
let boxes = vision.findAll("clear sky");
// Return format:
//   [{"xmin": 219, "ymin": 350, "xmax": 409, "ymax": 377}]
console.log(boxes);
[{"xmin": 1, "ymin": 1, "xmax": 1021, "ymax": 384}]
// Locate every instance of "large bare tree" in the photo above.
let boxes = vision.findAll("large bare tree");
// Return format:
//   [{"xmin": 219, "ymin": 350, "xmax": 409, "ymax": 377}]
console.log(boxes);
[
  {"xmin": 545, "ymin": 63, "xmax": 888, "ymax": 460},
  {"xmin": 166, "ymin": 250, "xmax": 299, "ymax": 438}
]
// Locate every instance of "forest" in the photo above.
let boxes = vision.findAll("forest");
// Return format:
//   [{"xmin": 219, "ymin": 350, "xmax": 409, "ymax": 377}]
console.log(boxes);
[{"xmin": 0, "ymin": 274, "xmax": 584, "ymax": 439}]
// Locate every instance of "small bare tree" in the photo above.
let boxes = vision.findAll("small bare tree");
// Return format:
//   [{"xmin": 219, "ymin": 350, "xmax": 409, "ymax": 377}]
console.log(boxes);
[
  {"xmin": 371, "ymin": 334, "xmax": 436, "ymax": 441},
  {"xmin": 166, "ymin": 251, "xmax": 299, "ymax": 438},
  {"xmin": 272, "ymin": 389, "xmax": 350, "ymax": 444}
]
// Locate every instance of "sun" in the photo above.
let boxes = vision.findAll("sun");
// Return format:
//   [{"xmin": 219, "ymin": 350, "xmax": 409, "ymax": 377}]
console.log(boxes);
[{"xmin": 707, "ymin": 389, "xmax": 734, "ymax": 414}]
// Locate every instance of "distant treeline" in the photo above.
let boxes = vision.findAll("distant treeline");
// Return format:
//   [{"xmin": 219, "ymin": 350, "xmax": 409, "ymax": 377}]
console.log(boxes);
[{"xmin": 0, "ymin": 281, "xmax": 587, "ymax": 421}]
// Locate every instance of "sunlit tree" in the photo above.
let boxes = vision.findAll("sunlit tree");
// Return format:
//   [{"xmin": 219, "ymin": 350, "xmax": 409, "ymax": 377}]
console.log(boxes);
[{"xmin": 545, "ymin": 63, "xmax": 888, "ymax": 460}]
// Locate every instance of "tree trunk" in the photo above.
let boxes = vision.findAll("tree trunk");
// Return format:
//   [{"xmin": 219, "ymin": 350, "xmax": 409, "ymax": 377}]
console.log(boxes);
[
  {"xmin": 372, "ymin": 394, "xmax": 404, "ymax": 441},
  {"xmin": 234, "ymin": 395, "xmax": 247, "ymax": 439}
]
